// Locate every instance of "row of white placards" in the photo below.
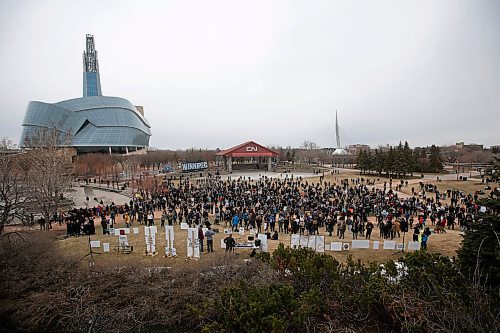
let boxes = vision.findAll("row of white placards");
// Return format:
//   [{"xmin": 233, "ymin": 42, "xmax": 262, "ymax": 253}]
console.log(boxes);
[
  {"xmin": 327, "ymin": 240, "xmax": 420, "ymax": 251},
  {"xmin": 290, "ymin": 235, "xmax": 421, "ymax": 252},
  {"xmin": 112, "ymin": 225, "xmax": 249, "ymax": 236}
]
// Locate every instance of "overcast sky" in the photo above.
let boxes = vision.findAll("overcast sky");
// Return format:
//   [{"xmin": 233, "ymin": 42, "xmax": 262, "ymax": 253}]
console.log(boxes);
[{"xmin": 0, "ymin": 0, "xmax": 499, "ymax": 150}]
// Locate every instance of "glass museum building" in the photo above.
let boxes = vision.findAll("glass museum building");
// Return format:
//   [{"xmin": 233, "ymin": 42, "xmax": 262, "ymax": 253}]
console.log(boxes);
[{"xmin": 19, "ymin": 35, "xmax": 151, "ymax": 154}]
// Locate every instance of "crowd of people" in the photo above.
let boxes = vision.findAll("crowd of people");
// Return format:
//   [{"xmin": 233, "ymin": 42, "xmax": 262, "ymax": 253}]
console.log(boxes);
[
  {"xmin": 117, "ymin": 173, "xmax": 483, "ymax": 251},
  {"xmin": 42, "ymin": 172, "xmax": 486, "ymax": 253}
]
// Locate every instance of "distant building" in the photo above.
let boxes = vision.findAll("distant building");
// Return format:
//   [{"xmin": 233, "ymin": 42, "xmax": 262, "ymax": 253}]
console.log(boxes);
[
  {"xmin": 347, "ymin": 144, "xmax": 370, "ymax": 154},
  {"xmin": 19, "ymin": 35, "xmax": 151, "ymax": 154},
  {"xmin": 490, "ymin": 145, "xmax": 500, "ymax": 153},
  {"xmin": 215, "ymin": 141, "xmax": 279, "ymax": 172},
  {"xmin": 465, "ymin": 144, "xmax": 484, "ymax": 151},
  {"xmin": 456, "ymin": 142, "xmax": 484, "ymax": 151},
  {"xmin": 377, "ymin": 144, "xmax": 391, "ymax": 152}
]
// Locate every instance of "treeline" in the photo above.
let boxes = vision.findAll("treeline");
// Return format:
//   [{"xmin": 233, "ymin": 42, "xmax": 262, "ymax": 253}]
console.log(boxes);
[
  {"xmin": 357, "ymin": 141, "xmax": 444, "ymax": 177},
  {"xmin": 74, "ymin": 149, "xmax": 217, "ymax": 178}
]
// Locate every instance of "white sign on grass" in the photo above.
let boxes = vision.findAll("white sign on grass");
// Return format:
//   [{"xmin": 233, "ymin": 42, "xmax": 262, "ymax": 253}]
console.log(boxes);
[
  {"xmin": 351, "ymin": 240, "xmax": 370, "ymax": 249},
  {"xmin": 407, "ymin": 241, "xmax": 421, "ymax": 251},
  {"xmin": 180, "ymin": 223, "xmax": 189, "ymax": 230},
  {"xmin": 316, "ymin": 236, "xmax": 325, "ymax": 252},
  {"xmin": 373, "ymin": 241, "xmax": 380, "ymax": 250},
  {"xmin": 144, "ymin": 226, "xmax": 156, "ymax": 254},
  {"xmin": 103, "ymin": 243, "xmax": 110, "ymax": 252},
  {"xmin": 119, "ymin": 235, "xmax": 128, "ymax": 246},
  {"xmin": 187, "ymin": 228, "xmax": 199, "ymax": 258},
  {"xmin": 90, "ymin": 240, "xmax": 101, "ymax": 248},
  {"xmin": 307, "ymin": 236, "xmax": 317, "ymax": 249},
  {"xmin": 383, "ymin": 240, "xmax": 396, "ymax": 250},
  {"xmin": 257, "ymin": 234, "xmax": 268, "ymax": 252},
  {"xmin": 330, "ymin": 242, "xmax": 342, "ymax": 252},
  {"xmin": 165, "ymin": 225, "xmax": 175, "ymax": 249}
]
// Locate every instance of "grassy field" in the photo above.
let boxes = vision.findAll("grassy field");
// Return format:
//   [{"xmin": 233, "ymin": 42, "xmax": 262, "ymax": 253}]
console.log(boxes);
[{"xmin": 398, "ymin": 179, "xmax": 491, "ymax": 200}]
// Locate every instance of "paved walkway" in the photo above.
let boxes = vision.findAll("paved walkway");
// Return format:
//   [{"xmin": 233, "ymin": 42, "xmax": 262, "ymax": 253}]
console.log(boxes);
[
  {"xmin": 68, "ymin": 185, "xmax": 132, "ymax": 208},
  {"xmin": 219, "ymin": 170, "xmax": 319, "ymax": 181}
]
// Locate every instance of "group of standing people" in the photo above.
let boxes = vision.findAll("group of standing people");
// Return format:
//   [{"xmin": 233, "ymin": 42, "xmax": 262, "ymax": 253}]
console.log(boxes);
[
  {"xmin": 42, "ymin": 171, "xmax": 485, "ymax": 255},
  {"xmin": 120, "ymin": 173, "xmax": 483, "ymax": 252}
]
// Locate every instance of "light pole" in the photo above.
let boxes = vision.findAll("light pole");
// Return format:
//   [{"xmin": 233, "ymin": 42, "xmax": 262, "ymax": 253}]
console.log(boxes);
[{"xmin": 455, "ymin": 149, "xmax": 459, "ymax": 180}]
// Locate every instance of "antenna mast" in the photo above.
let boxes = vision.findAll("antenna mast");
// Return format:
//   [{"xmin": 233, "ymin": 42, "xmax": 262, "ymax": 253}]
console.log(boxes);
[{"xmin": 335, "ymin": 110, "xmax": 341, "ymax": 148}]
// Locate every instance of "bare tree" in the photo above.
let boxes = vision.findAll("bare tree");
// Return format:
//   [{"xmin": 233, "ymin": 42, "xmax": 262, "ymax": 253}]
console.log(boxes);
[
  {"xmin": 0, "ymin": 137, "xmax": 18, "ymax": 150},
  {"xmin": 0, "ymin": 154, "xmax": 30, "ymax": 236},
  {"xmin": 20, "ymin": 128, "xmax": 75, "ymax": 221},
  {"xmin": 300, "ymin": 140, "xmax": 320, "ymax": 150}
]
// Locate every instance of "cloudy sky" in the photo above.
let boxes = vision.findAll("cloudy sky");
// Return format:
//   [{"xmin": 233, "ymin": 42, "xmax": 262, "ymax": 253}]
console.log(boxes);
[{"xmin": 0, "ymin": 0, "xmax": 499, "ymax": 150}]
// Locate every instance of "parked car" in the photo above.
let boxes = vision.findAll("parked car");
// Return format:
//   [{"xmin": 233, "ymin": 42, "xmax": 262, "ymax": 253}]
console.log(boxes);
[{"xmin": 161, "ymin": 165, "xmax": 174, "ymax": 173}]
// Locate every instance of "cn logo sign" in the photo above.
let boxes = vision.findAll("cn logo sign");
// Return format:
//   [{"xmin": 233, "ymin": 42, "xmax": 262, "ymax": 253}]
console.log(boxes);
[{"xmin": 246, "ymin": 146, "xmax": 258, "ymax": 152}]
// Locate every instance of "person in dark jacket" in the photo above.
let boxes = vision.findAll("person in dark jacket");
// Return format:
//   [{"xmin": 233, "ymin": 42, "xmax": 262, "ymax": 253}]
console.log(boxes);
[
  {"xmin": 365, "ymin": 221, "xmax": 374, "ymax": 239},
  {"xmin": 224, "ymin": 233, "xmax": 236, "ymax": 256}
]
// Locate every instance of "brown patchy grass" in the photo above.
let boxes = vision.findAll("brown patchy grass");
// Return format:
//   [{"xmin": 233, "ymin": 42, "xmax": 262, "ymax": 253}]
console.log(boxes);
[{"xmin": 399, "ymin": 179, "xmax": 490, "ymax": 200}]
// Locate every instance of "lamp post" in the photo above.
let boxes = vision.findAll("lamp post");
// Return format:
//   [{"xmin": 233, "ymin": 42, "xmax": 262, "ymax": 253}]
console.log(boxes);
[{"xmin": 455, "ymin": 149, "xmax": 459, "ymax": 180}]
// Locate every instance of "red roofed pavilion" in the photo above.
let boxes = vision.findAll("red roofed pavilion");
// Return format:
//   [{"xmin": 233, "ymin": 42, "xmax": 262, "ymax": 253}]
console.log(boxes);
[{"xmin": 215, "ymin": 141, "xmax": 279, "ymax": 172}]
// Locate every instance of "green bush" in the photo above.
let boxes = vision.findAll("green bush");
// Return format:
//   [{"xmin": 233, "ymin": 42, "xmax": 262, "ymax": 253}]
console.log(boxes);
[{"xmin": 195, "ymin": 282, "xmax": 321, "ymax": 333}]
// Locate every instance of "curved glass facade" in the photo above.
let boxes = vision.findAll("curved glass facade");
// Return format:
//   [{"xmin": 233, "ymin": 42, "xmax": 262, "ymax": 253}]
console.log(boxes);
[
  {"xmin": 20, "ymin": 96, "xmax": 152, "ymax": 153},
  {"xmin": 20, "ymin": 34, "xmax": 152, "ymax": 154}
]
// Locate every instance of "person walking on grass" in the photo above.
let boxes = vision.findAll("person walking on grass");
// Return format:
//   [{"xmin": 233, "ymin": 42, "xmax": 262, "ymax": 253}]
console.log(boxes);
[{"xmin": 205, "ymin": 226, "xmax": 215, "ymax": 253}]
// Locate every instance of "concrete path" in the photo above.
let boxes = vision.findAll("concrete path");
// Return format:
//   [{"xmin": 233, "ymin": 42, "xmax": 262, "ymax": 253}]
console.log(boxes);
[
  {"xmin": 219, "ymin": 170, "xmax": 319, "ymax": 181},
  {"xmin": 68, "ymin": 185, "xmax": 132, "ymax": 208}
]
